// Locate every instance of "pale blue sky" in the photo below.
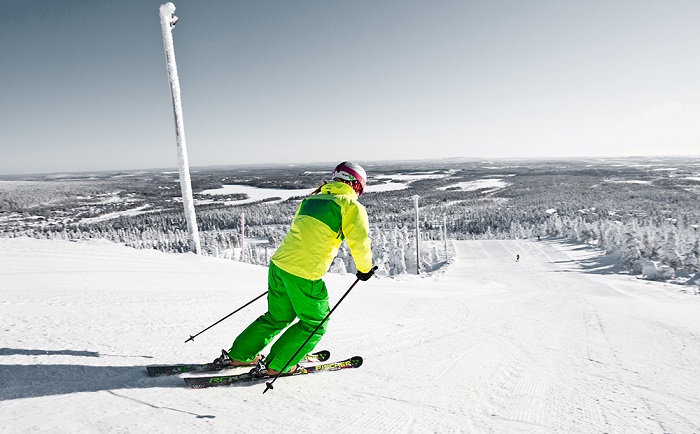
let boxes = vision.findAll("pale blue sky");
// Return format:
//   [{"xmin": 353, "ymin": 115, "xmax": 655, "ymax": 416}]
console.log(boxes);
[{"xmin": 1, "ymin": 0, "xmax": 699, "ymax": 175}]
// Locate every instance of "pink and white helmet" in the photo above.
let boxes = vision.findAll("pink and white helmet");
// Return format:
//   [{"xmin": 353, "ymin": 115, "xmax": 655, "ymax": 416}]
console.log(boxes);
[{"xmin": 332, "ymin": 161, "xmax": 367, "ymax": 196}]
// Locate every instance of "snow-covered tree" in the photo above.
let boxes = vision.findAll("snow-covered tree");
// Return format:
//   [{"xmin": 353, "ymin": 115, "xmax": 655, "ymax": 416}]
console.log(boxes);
[
  {"xmin": 683, "ymin": 240, "xmax": 700, "ymax": 273},
  {"xmin": 661, "ymin": 229, "xmax": 683, "ymax": 269},
  {"xmin": 621, "ymin": 227, "xmax": 644, "ymax": 273}
]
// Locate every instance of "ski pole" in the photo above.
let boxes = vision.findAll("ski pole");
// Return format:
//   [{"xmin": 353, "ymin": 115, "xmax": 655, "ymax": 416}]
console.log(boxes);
[
  {"xmin": 263, "ymin": 266, "xmax": 377, "ymax": 394},
  {"xmin": 185, "ymin": 291, "xmax": 267, "ymax": 343}
]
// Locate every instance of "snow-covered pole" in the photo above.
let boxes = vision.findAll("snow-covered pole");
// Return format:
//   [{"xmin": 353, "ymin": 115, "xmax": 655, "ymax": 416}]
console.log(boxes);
[
  {"xmin": 413, "ymin": 195, "xmax": 420, "ymax": 274},
  {"xmin": 159, "ymin": 2, "xmax": 201, "ymax": 255},
  {"xmin": 240, "ymin": 212, "xmax": 245, "ymax": 261},
  {"xmin": 443, "ymin": 215, "xmax": 448, "ymax": 261}
]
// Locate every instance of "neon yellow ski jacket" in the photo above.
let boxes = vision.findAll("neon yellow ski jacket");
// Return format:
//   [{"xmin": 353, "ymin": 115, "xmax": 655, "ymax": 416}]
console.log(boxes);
[{"xmin": 271, "ymin": 181, "xmax": 373, "ymax": 281}]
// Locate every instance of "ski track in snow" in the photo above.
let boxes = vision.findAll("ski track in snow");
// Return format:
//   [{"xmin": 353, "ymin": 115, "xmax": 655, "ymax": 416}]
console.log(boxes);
[{"xmin": 1, "ymin": 237, "xmax": 700, "ymax": 433}]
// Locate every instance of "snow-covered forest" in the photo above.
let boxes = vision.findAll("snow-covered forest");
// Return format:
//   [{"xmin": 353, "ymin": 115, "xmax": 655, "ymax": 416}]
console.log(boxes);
[{"xmin": 1, "ymin": 157, "xmax": 699, "ymax": 285}]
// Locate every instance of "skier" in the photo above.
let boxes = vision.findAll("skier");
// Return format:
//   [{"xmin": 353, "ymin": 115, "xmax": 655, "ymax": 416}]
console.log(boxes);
[
  {"xmin": 214, "ymin": 162, "xmax": 375, "ymax": 376},
  {"xmin": 516, "ymin": 254, "xmax": 520, "ymax": 262}
]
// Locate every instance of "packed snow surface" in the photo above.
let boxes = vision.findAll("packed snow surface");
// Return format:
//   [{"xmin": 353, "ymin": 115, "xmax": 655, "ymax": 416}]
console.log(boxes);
[{"xmin": 1, "ymin": 237, "xmax": 699, "ymax": 433}]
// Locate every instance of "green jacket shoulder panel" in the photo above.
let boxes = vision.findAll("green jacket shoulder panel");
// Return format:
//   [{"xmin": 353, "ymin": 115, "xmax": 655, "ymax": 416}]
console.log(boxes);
[{"xmin": 297, "ymin": 194, "xmax": 343, "ymax": 234}]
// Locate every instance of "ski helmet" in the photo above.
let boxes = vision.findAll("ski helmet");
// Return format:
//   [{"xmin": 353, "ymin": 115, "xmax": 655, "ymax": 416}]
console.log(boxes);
[{"xmin": 332, "ymin": 161, "xmax": 367, "ymax": 196}]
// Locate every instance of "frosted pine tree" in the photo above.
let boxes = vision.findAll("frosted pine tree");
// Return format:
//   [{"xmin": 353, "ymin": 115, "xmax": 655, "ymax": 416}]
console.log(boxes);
[
  {"xmin": 387, "ymin": 227, "xmax": 407, "ymax": 276},
  {"xmin": 621, "ymin": 225, "xmax": 644, "ymax": 274},
  {"xmin": 328, "ymin": 257, "xmax": 347, "ymax": 274},
  {"xmin": 334, "ymin": 243, "xmax": 355, "ymax": 274},
  {"xmin": 662, "ymin": 229, "xmax": 683, "ymax": 270},
  {"xmin": 683, "ymin": 240, "xmax": 700, "ymax": 273},
  {"xmin": 640, "ymin": 228, "xmax": 657, "ymax": 259},
  {"xmin": 430, "ymin": 245, "xmax": 440, "ymax": 263},
  {"xmin": 369, "ymin": 229, "xmax": 389, "ymax": 277},
  {"xmin": 578, "ymin": 220, "xmax": 595, "ymax": 244},
  {"xmin": 603, "ymin": 223, "xmax": 623, "ymax": 256},
  {"xmin": 566, "ymin": 217, "xmax": 580, "ymax": 241},
  {"xmin": 404, "ymin": 235, "xmax": 418, "ymax": 274}
]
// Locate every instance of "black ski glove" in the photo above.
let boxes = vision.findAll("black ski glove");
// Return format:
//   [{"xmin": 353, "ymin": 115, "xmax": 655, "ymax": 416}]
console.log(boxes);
[{"xmin": 356, "ymin": 268, "xmax": 375, "ymax": 281}]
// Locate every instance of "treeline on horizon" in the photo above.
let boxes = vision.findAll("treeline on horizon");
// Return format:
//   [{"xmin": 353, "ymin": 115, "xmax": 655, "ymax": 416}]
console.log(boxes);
[{"xmin": 1, "ymin": 158, "xmax": 699, "ymax": 285}]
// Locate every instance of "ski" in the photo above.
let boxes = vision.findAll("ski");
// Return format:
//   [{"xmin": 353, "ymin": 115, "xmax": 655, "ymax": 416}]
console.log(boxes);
[
  {"xmin": 183, "ymin": 355, "xmax": 363, "ymax": 389},
  {"xmin": 146, "ymin": 350, "xmax": 330, "ymax": 377}
]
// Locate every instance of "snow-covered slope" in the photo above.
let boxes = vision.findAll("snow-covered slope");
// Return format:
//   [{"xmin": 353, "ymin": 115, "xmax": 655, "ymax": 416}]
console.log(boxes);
[{"xmin": 1, "ymin": 237, "xmax": 699, "ymax": 433}]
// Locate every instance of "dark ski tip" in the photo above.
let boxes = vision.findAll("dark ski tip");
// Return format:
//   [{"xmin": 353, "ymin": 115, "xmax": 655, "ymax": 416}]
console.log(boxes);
[{"xmin": 314, "ymin": 350, "xmax": 331, "ymax": 362}]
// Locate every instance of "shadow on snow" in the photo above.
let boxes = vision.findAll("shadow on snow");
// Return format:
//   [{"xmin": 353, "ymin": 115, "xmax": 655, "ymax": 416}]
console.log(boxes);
[
  {"xmin": 542, "ymin": 237, "xmax": 626, "ymax": 275},
  {"xmin": 0, "ymin": 360, "xmax": 182, "ymax": 401},
  {"xmin": 0, "ymin": 348, "xmax": 101, "ymax": 357}
]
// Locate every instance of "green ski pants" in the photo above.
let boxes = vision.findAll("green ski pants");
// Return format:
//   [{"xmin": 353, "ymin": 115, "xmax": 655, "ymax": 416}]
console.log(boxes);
[{"xmin": 229, "ymin": 262, "xmax": 330, "ymax": 372}]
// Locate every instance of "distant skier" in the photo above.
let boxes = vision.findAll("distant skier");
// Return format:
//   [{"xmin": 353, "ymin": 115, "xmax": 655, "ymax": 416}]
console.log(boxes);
[
  {"xmin": 214, "ymin": 162, "xmax": 375, "ymax": 376},
  {"xmin": 516, "ymin": 254, "xmax": 520, "ymax": 262}
]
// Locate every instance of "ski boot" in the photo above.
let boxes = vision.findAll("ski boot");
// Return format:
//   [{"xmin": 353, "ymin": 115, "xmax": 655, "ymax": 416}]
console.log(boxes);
[
  {"xmin": 261, "ymin": 362, "xmax": 301, "ymax": 377},
  {"xmin": 249, "ymin": 359, "xmax": 269, "ymax": 378},
  {"xmin": 212, "ymin": 349, "xmax": 263, "ymax": 369}
]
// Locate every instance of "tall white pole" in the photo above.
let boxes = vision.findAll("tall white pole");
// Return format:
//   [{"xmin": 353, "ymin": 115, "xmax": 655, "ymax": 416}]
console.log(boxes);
[
  {"xmin": 159, "ymin": 3, "xmax": 201, "ymax": 255},
  {"xmin": 413, "ymin": 195, "xmax": 420, "ymax": 274},
  {"xmin": 240, "ymin": 212, "xmax": 245, "ymax": 262},
  {"xmin": 443, "ymin": 214, "xmax": 448, "ymax": 261}
]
